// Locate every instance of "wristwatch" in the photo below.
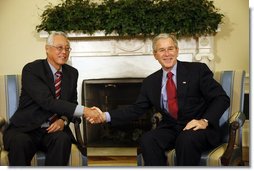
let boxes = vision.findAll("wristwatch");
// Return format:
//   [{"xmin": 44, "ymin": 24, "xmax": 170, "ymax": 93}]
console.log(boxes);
[
  {"xmin": 202, "ymin": 119, "xmax": 208, "ymax": 125},
  {"xmin": 60, "ymin": 116, "xmax": 69, "ymax": 126}
]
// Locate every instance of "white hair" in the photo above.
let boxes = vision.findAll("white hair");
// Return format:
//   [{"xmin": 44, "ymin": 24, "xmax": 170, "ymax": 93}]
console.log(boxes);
[
  {"xmin": 152, "ymin": 33, "xmax": 178, "ymax": 51},
  {"xmin": 46, "ymin": 31, "xmax": 69, "ymax": 45}
]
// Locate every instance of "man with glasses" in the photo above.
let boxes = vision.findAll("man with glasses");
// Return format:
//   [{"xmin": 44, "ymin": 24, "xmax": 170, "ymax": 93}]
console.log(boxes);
[{"xmin": 3, "ymin": 31, "xmax": 102, "ymax": 166}]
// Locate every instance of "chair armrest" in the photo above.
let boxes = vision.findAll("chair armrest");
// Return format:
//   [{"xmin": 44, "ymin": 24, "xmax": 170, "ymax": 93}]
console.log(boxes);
[
  {"xmin": 0, "ymin": 116, "xmax": 7, "ymax": 152},
  {"xmin": 0, "ymin": 116, "xmax": 6, "ymax": 132},
  {"xmin": 71, "ymin": 117, "xmax": 87, "ymax": 156},
  {"xmin": 229, "ymin": 111, "xmax": 246, "ymax": 128},
  {"xmin": 221, "ymin": 112, "xmax": 246, "ymax": 166},
  {"xmin": 151, "ymin": 112, "xmax": 162, "ymax": 129}
]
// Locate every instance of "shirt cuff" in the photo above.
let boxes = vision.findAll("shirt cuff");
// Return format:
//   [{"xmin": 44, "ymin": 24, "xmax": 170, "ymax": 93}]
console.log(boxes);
[
  {"xmin": 73, "ymin": 105, "xmax": 84, "ymax": 117},
  {"xmin": 105, "ymin": 112, "xmax": 111, "ymax": 122}
]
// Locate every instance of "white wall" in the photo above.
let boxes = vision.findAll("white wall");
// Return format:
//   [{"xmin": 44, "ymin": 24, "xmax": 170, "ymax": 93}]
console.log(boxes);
[{"xmin": 0, "ymin": 0, "xmax": 249, "ymax": 76}]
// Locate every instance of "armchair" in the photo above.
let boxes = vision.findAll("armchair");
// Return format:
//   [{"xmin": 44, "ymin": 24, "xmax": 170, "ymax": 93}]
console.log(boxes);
[
  {"xmin": 137, "ymin": 70, "xmax": 246, "ymax": 166},
  {"xmin": 0, "ymin": 75, "xmax": 87, "ymax": 166}
]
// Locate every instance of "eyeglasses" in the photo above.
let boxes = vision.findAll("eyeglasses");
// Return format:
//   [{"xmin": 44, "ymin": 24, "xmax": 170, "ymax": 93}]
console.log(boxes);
[{"xmin": 50, "ymin": 45, "xmax": 72, "ymax": 52}]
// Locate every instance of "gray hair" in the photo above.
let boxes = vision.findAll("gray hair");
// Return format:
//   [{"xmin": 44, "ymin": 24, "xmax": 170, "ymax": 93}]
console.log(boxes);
[
  {"xmin": 46, "ymin": 31, "xmax": 69, "ymax": 45},
  {"xmin": 152, "ymin": 33, "xmax": 178, "ymax": 51}
]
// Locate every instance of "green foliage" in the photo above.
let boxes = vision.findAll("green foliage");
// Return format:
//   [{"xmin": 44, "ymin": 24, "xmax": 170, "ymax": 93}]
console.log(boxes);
[{"xmin": 36, "ymin": 0, "xmax": 224, "ymax": 37}]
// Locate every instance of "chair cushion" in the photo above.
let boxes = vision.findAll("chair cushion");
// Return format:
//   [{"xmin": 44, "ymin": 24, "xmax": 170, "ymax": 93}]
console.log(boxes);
[
  {"xmin": 166, "ymin": 149, "xmax": 176, "ymax": 166},
  {"xmin": 69, "ymin": 144, "xmax": 87, "ymax": 166},
  {"xmin": 0, "ymin": 144, "xmax": 85, "ymax": 166},
  {"xmin": 166, "ymin": 143, "xmax": 242, "ymax": 166},
  {"xmin": 0, "ymin": 150, "xmax": 9, "ymax": 165},
  {"xmin": 201, "ymin": 143, "xmax": 227, "ymax": 166}
]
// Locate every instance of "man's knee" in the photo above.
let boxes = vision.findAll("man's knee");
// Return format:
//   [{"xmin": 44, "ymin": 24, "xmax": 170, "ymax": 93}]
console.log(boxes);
[
  {"xmin": 51, "ymin": 132, "xmax": 72, "ymax": 148},
  {"xmin": 176, "ymin": 130, "xmax": 206, "ymax": 150},
  {"xmin": 9, "ymin": 133, "xmax": 33, "ymax": 149},
  {"xmin": 140, "ymin": 131, "xmax": 154, "ymax": 147}
]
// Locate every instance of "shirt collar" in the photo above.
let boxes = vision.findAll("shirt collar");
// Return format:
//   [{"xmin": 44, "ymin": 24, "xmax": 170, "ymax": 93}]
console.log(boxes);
[
  {"xmin": 162, "ymin": 62, "xmax": 177, "ymax": 79},
  {"xmin": 47, "ymin": 60, "xmax": 62, "ymax": 74}
]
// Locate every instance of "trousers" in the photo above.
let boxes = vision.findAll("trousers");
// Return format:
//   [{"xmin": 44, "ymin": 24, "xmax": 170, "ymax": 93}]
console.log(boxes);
[{"xmin": 3, "ymin": 123, "xmax": 72, "ymax": 166}]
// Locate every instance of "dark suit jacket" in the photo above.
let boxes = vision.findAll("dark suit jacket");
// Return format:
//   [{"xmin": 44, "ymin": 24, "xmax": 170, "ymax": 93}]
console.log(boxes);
[
  {"xmin": 109, "ymin": 61, "xmax": 230, "ymax": 145},
  {"xmin": 9, "ymin": 59, "xmax": 78, "ymax": 132}
]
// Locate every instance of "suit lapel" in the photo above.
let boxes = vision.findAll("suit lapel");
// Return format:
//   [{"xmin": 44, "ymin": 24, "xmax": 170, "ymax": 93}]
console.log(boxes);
[
  {"xmin": 60, "ymin": 65, "xmax": 70, "ymax": 100},
  {"xmin": 176, "ymin": 61, "xmax": 189, "ymax": 112},
  {"xmin": 153, "ymin": 69, "xmax": 163, "ymax": 109},
  {"xmin": 43, "ymin": 60, "xmax": 55, "ymax": 96}
]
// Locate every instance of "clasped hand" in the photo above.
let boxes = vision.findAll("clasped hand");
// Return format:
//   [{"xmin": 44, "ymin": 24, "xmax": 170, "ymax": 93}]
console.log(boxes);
[{"xmin": 84, "ymin": 106, "xmax": 106, "ymax": 124}]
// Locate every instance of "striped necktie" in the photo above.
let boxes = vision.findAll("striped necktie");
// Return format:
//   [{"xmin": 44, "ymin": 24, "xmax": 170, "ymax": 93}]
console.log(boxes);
[
  {"xmin": 46, "ymin": 71, "xmax": 62, "ymax": 124},
  {"xmin": 55, "ymin": 71, "xmax": 62, "ymax": 99}
]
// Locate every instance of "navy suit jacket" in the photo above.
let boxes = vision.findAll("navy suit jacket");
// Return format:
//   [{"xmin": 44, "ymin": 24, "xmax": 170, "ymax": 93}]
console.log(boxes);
[
  {"xmin": 109, "ymin": 61, "xmax": 230, "ymax": 145},
  {"xmin": 10, "ymin": 59, "xmax": 78, "ymax": 132}
]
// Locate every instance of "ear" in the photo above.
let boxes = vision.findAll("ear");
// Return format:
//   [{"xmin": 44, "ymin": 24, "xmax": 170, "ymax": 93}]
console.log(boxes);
[
  {"xmin": 45, "ymin": 45, "xmax": 49, "ymax": 53},
  {"xmin": 153, "ymin": 51, "xmax": 158, "ymax": 60},
  {"xmin": 176, "ymin": 47, "xmax": 179, "ymax": 54},
  {"xmin": 176, "ymin": 48, "xmax": 180, "ymax": 58}
]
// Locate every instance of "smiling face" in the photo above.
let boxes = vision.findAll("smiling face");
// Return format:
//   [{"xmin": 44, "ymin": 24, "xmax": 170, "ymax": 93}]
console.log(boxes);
[
  {"xmin": 45, "ymin": 35, "xmax": 70, "ymax": 70},
  {"xmin": 153, "ymin": 37, "xmax": 179, "ymax": 72}
]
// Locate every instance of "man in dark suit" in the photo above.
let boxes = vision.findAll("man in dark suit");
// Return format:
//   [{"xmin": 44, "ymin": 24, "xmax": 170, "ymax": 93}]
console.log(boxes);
[
  {"xmin": 3, "ymin": 31, "xmax": 102, "ymax": 166},
  {"xmin": 88, "ymin": 33, "xmax": 230, "ymax": 166}
]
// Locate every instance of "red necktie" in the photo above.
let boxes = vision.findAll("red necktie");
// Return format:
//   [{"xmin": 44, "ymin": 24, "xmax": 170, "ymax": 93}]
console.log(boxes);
[
  {"xmin": 166, "ymin": 72, "xmax": 178, "ymax": 119},
  {"xmin": 55, "ymin": 71, "xmax": 62, "ymax": 99}
]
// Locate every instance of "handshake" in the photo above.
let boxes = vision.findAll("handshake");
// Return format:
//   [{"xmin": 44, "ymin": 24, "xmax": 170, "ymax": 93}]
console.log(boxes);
[{"xmin": 83, "ymin": 107, "xmax": 106, "ymax": 124}]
